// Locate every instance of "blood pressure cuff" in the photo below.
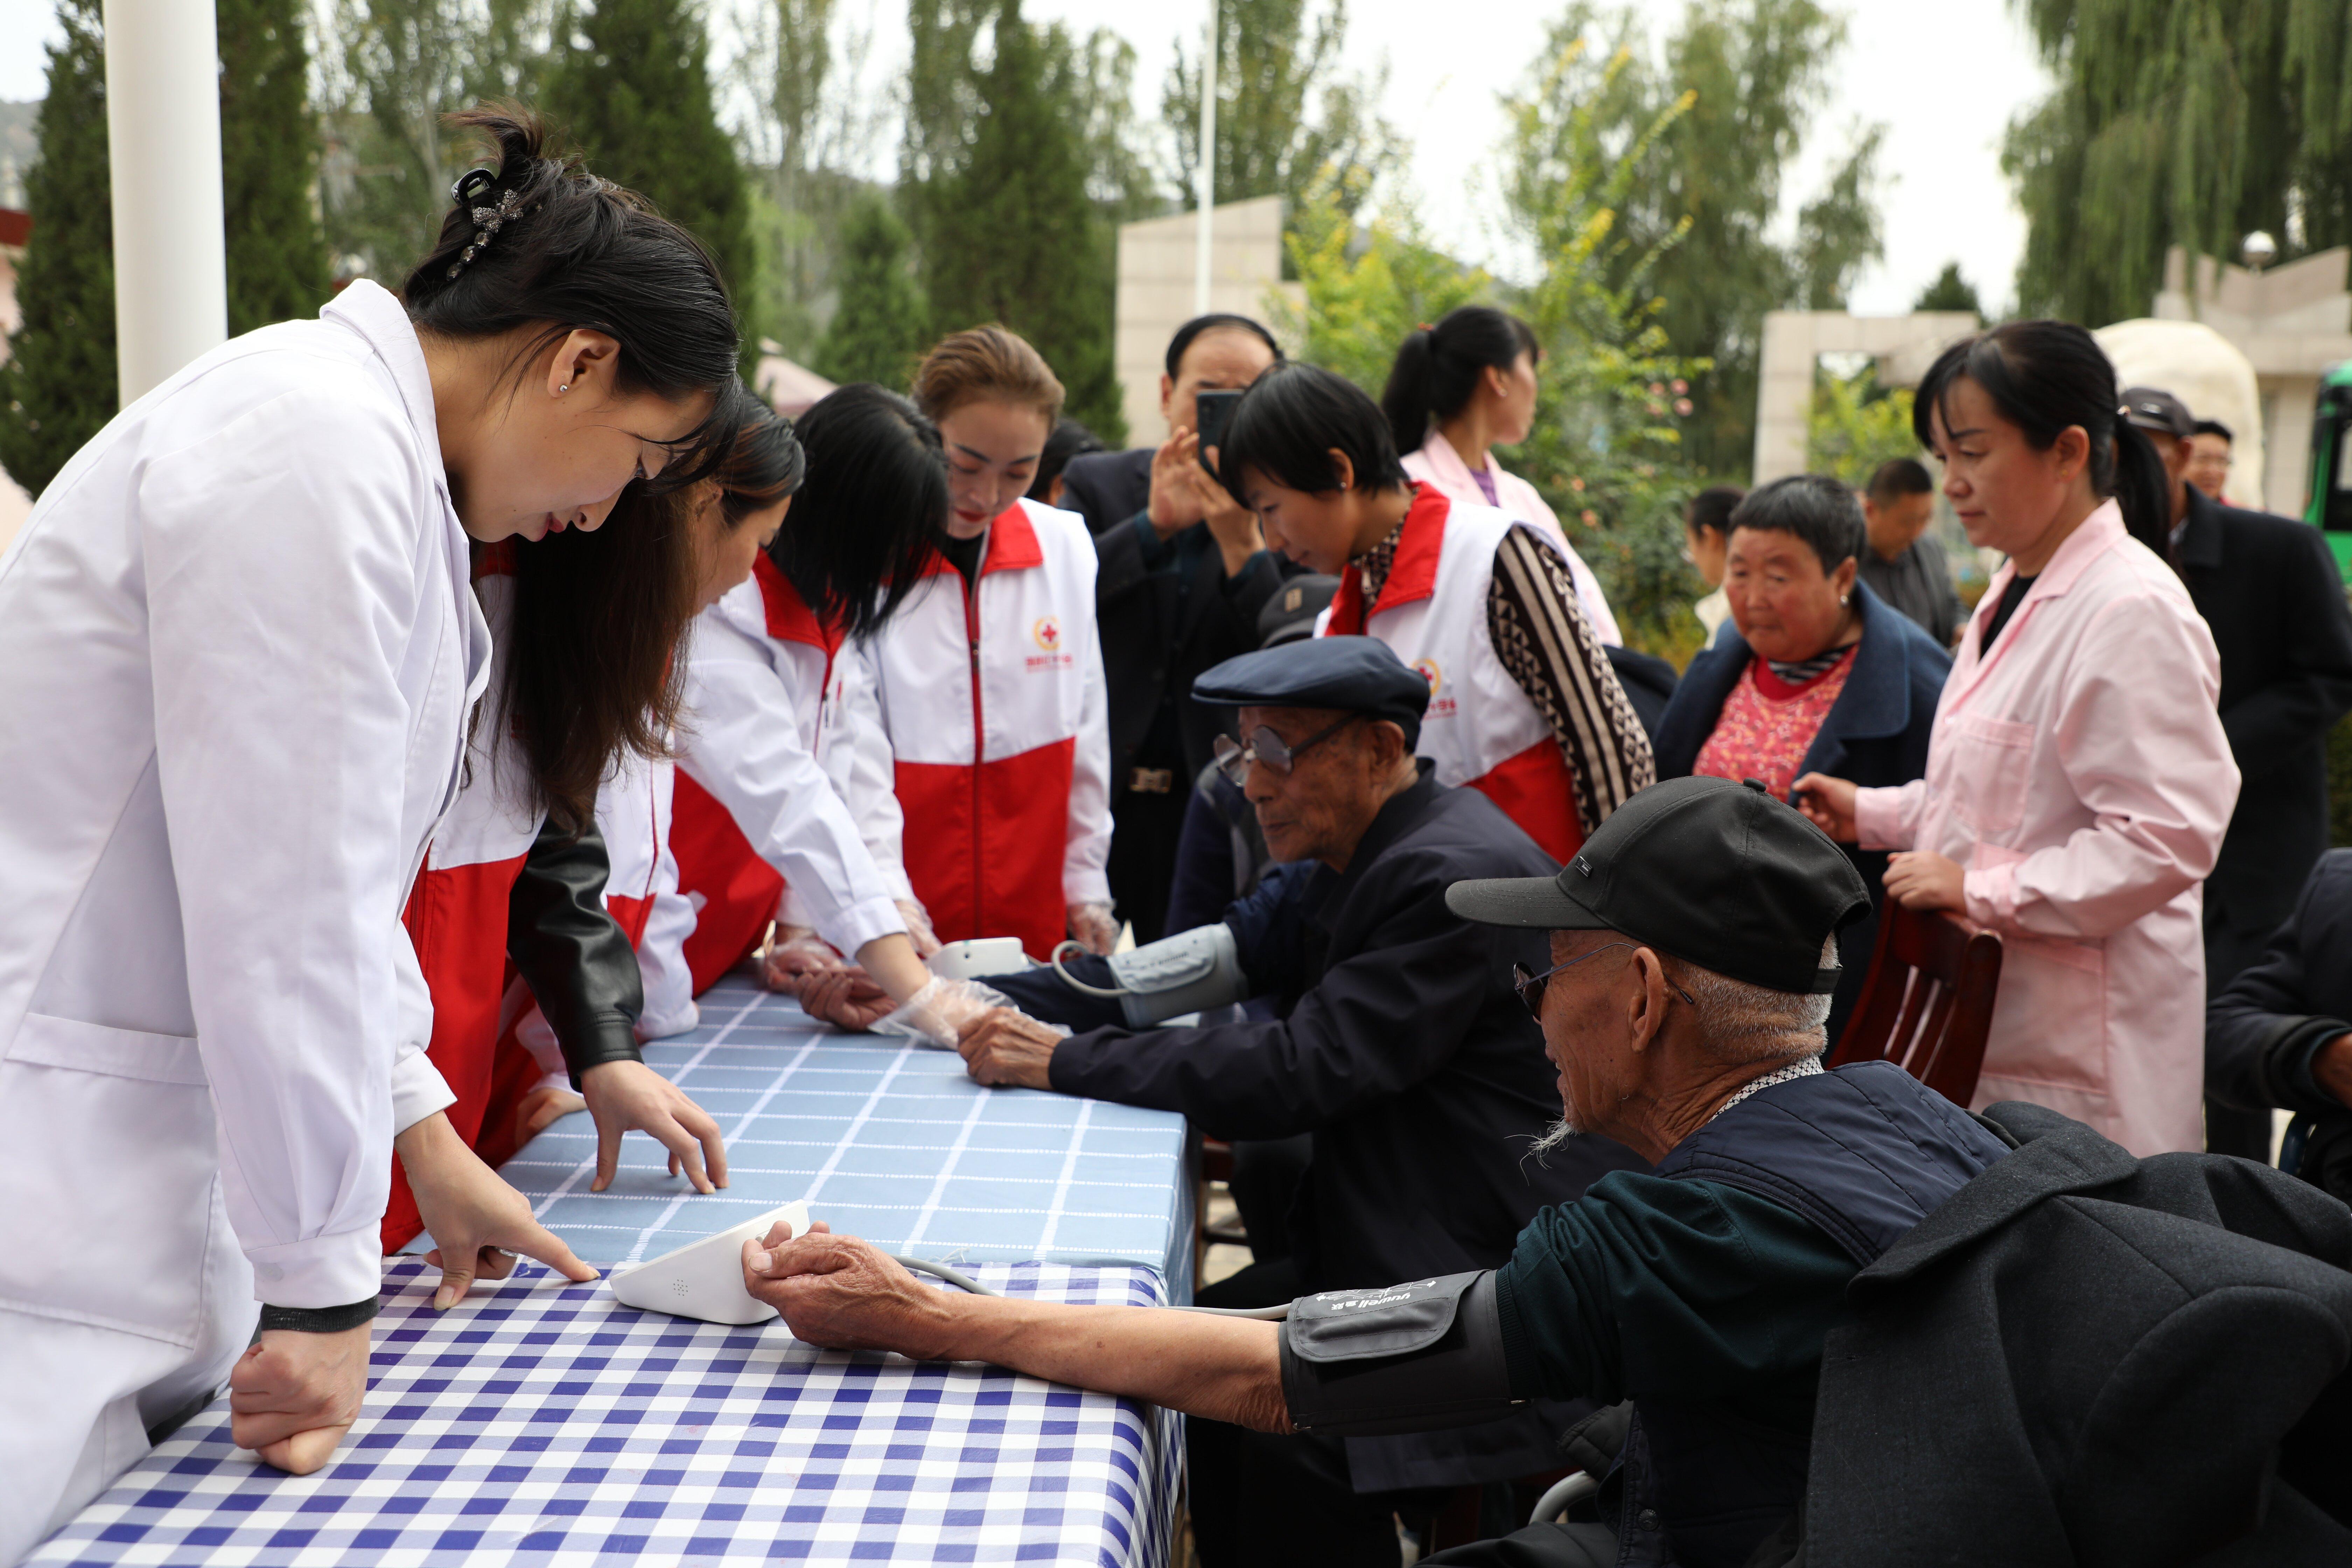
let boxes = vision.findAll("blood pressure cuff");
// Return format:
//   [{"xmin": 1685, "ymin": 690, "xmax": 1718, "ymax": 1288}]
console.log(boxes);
[{"xmin": 1278, "ymin": 1270, "xmax": 1518, "ymax": 1437}]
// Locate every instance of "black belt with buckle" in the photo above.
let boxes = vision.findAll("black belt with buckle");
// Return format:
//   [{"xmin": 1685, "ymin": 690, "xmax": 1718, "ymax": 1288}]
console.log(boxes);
[{"xmin": 1128, "ymin": 767, "xmax": 1175, "ymax": 794}]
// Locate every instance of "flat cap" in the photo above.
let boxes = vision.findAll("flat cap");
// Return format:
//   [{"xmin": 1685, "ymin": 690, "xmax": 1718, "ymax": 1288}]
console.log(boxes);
[{"xmin": 1193, "ymin": 634, "xmax": 1430, "ymax": 747}]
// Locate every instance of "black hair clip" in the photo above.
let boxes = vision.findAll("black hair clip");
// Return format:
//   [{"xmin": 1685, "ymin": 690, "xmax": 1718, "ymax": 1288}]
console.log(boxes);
[{"xmin": 445, "ymin": 170, "xmax": 525, "ymax": 280}]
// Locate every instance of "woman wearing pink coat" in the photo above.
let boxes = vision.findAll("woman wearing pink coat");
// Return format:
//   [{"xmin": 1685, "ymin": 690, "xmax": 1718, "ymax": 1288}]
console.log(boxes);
[{"xmin": 1796, "ymin": 321, "xmax": 2239, "ymax": 1156}]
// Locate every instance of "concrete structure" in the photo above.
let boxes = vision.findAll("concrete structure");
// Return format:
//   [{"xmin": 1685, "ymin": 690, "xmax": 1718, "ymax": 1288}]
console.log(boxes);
[
  {"xmin": 2094, "ymin": 317, "xmax": 2267, "ymax": 509},
  {"xmin": 104, "ymin": 0, "xmax": 227, "ymax": 406},
  {"xmin": 1751, "ymin": 310, "xmax": 1980, "ymax": 485},
  {"xmin": 2151, "ymin": 245, "xmax": 2352, "ymax": 518},
  {"xmin": 1114, "ymin": 195, "xmax": 1301, "ymax": 448}
]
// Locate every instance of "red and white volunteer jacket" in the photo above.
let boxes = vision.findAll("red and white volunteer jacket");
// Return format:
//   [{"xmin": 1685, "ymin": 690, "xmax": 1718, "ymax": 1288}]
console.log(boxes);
[
  {"xmin": 1324, "ymin": 485, "xmax": 1584, "ymax": 863},
  {"xmin": 668, "ymin": 555, "xmax": 910, "ymax": 994},
  {"xmin": 865, "ymin": 498, "xmax": 1113, "ymax": 960}
]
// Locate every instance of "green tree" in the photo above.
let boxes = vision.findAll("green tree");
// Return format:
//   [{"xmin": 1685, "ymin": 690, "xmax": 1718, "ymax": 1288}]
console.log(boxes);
[
  {"xmin": 1913, "ymin": 261, "xmax": 1983, "ymax": 317},
  {"xmin": 1808, "ymin": 365, "xmax": 1917, "ymax": 489},
  {"xmin": 318, "ymin": 0, "xmax": 555, "ymax": 286},
  {"xmin": 902, "ymin": 0, "xmax": 1128, "ymax": 443},
  {"xmin": 0, "ymin": 0, "xmax": 114, "ymax": 498},
  {"xmin": 1269, "ymin": 179, "xmax": 1487, "ymax": 393},
  {"xmin": 1161, "ymin": 0, "xmax": 1399, "ymax": 225},
  {"xmin": 1511, "ymin": 1, "xmax": 1886, "ymax": 478},
  {"xmin": 814, "ymin": 194, "xmax": 930, "ymax": 387},
  {"xmin": 218, "ymin": 0, "xmax": 330, "ymax": 335},
  {"xmin": 2004, "ymin": 0, "xmax": 2352, "ymax": 327},
  {"xmin": 545, "ymin": 0, "xmax": 758, "ymax": 372}
]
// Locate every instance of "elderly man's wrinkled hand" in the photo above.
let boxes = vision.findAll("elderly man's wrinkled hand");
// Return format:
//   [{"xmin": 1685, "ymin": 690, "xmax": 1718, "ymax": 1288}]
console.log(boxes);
[
  {"xmin": 788, "ymin": 966, "xmax": 898, "ymax": 1031},
  {"xmin": 742, "ymin": 1226, "xmax": 957, "ymax": 1358},
  {"xmin": 957, "ymin": 1007, "xmax": 1064, "ymax": 1090}
]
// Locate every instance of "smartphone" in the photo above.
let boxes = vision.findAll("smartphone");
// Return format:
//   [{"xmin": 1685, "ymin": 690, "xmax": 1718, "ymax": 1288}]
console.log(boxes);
[{"xmin": 1194, "ymin": 389, "xmax": 1244, "ymax": 486}]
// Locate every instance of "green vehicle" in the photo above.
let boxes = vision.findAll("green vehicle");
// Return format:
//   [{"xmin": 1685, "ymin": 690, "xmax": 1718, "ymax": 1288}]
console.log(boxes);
[{"xmin": 2309, "ymin": 361, "xmax": 2352, "ymax": 582}]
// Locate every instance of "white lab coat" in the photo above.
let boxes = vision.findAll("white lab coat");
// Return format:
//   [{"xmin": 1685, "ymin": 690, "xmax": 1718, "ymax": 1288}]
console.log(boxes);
[{"xmin": 0, "ymin": 280, "xmax": 480, "ymax": 1552}]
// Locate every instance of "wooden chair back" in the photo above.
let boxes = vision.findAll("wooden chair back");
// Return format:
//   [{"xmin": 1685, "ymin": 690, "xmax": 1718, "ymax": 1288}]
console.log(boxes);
[{"xmin": 1829, "ymin": 903, "xmax": 2003, "ymax": 1107}]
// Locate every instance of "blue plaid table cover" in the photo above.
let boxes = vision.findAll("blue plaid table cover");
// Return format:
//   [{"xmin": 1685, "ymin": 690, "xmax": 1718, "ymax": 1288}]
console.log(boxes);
[
  {"xmin": 444, "ymin": 976, "xmax": 1195, "ymax": 1299},
  {"xmin": 30, "ymin": 1259, "xmax": 1182, "ymax": 1568}
]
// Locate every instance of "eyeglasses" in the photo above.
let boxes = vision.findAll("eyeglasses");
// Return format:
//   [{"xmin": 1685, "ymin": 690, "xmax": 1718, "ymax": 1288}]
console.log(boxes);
[
  {"xmin": 1212, "ymin": 714, "xmax": 1362, "ymax": 787},
  {"xmin": 1512, "ymin": 942, "xmax": 1697, "ymax": 1021}
]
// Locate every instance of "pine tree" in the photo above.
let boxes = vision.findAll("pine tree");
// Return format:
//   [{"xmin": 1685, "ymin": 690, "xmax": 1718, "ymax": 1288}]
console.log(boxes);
[
  {"xmin": 544, "ymin": 0, "xmax": 757, "ymax": 373},
  {"xmin": 0, "ymin": 0, "xmax": 114, "ymax": 499},
  {"xmin": 813, "ymin": 195, "xmax": 929, "ymax": 388},
  {"xmin": 1913, "ymin": 262, "xmax": 1982, "ymax": 318},
  {"xmin": 218, "ymin": 0, "xmax": 330, "ymax": 334},
  {"xmin": 904, "ymin": 0, "xmax": 1126, "ymax": 444}
]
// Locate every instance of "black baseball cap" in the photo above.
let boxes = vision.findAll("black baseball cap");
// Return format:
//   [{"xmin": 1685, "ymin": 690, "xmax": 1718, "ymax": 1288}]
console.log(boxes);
[
  {"xmin": 1445, "ymin": 776, "xmax": 1869, "ymax": 994},
  {"xmin": 2120, "ymin": 386, "xmax": 2195, "ymax": 440}
]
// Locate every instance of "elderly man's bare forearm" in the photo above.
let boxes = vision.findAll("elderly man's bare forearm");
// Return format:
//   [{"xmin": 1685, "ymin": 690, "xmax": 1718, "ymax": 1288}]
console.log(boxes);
[{"xmin": 747, "ymin": 1231, "xmax": 1292, "ymax": 1430}]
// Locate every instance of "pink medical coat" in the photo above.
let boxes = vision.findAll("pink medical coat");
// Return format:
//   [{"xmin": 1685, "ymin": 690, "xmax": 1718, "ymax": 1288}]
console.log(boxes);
[
  {"xmin": 1401, "ymin": 434, "xmax": 1622, "ymax": 645},
  {"xmin": 1855, "ymin": 502, "xmax": 2239, "ymax": 1155}
]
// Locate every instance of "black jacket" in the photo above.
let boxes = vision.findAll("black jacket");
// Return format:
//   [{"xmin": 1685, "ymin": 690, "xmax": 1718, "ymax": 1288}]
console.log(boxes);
[
  {"xmin": 1653, "ymin": 584, "xmax": 1949, "ymax": 1037},
  {"xmin": 2175, "ymin": 486, "xmax": 2352, "ymax": 938},
  {"xmin": 1059, "ymin": 447, "xmax": 1291, "ymax": 788},
  {"xmin": 510, "ymin": 814, "xmax": 644, "ymax": 1084},
  {"xmin": 1806, "ymin": 1099, "xmax": 2352, "ymax": 1566},
  {"xmin": 2207, "ymin": 848, "xmax": 2352, "ymax": 1203},
  {"xmin": 1050, "ymin": 766, "xmax": 1646, "ymax": 1291}
]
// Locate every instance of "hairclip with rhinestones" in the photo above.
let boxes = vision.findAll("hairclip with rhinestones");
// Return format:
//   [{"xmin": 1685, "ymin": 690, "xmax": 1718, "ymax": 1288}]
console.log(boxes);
[{"xmin": 444, "ymin": 168, "xmax": 525, "ymax": 280}]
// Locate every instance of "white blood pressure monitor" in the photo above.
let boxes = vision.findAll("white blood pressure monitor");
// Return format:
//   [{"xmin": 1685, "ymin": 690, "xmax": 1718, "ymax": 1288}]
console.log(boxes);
[{"xmin": 608, "ymin": 1200, "xmax": 810, "ymax": 1325}]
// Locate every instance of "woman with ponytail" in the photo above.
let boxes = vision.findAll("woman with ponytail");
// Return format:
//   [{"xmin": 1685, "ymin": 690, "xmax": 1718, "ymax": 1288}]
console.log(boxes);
[
  {"xmin": 1793, "ymin": 320, "xmax": 2240, "ymax": 1157},
  {"xmin": 660, "ymin": 386, "xmax": 988, "ymax": 1045},
  {"xmin": 0, "ymin": 103, "xmax": 741, "ymax": 1528},
  {"xmin": 1381, "ymin": 306, "xmax": 1620, "ymax": 643}
]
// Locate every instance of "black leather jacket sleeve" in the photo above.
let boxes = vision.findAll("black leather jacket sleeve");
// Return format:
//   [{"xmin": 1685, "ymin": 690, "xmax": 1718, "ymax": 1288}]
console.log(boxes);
[{"xmin": 508, "ymin": 815, "xmax": 645, "ymax": 1087}]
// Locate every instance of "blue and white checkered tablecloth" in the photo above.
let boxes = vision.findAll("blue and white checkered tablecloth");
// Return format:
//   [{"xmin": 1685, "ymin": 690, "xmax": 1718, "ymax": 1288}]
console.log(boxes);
[
  {"xmin": 30, "ymin": 1259, "xmax": 1182, "ymax": 1568},
  {"xmin": 441, "ymin": 976, "xmax": 1195, "ymax": 1298}
]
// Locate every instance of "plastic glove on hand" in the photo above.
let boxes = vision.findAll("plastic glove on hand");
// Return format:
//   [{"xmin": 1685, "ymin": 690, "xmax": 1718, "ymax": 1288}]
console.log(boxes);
[
  {"xmin": 874, "ymin": 975, "xmax": 1010, "ymax": 1050},
  {"xmin": 1066, "ymin": 902, "xmax": 1120, "ymax": 957},
  {"xmin": 762, "ymin": 926, "xmax": 844, "ymax": 992},
  {"xmin": 895, "ymin": 899, "xmax": 944, "ymax": 959}
]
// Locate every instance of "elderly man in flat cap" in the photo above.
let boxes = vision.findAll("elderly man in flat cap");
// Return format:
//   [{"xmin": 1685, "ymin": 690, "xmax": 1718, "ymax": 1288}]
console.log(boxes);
[
  {"xmin": 956, "ymin": 634, "xmax": 1645, "ymax": 1561},
  {"xmin": 742, "ymin": 775, "xmax": 2019, "ymax": 1568}
]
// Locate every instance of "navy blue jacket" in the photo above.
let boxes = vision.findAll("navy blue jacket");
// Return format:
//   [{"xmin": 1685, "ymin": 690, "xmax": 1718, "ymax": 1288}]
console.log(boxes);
[{"xmin": 1653, "ymin": 583, "xmax": 1949, "ymax": 1034}]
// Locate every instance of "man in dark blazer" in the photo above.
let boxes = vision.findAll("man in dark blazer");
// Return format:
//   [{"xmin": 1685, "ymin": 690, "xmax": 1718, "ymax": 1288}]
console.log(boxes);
[
  {"xmin": 1058, "ymin": 313, "xmax": 1292, "ymax": 942},
  {"xmin": 2129, "ymin": 386, "xmax": 2352, "ymax": 1156}
]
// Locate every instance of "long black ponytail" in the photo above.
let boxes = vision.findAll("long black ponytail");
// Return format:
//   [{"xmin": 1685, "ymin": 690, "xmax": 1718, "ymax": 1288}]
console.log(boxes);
[
  {"xmin": 1913, "ymin": 321, "xmax": 2175, "ymax": 562},
  {"xmin": 1378, "ymin": 306, "xmax": 1541, "ymax": 458}
]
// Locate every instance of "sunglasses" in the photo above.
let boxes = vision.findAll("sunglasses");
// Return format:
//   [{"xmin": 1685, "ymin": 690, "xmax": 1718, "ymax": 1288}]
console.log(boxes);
[
  {"xmin": 1512, "ymin": 942, "xmax": 1697, "ymax": 1021},
  {"xmin": 1212, "ymin": 713, "xmax": 1362, "ymax": 788}
]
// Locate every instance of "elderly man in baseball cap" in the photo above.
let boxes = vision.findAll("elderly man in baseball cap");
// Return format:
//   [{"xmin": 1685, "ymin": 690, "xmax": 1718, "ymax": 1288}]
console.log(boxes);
[{"xmin": 736, "ymin": 777, "xmax": 2016, "ymax": 1568}]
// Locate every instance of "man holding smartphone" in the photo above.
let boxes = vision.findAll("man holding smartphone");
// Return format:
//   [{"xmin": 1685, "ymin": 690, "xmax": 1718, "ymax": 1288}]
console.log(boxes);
[{"xmin": 1058, "ymin": 314, "xmax": 1298, "ymax": 942}]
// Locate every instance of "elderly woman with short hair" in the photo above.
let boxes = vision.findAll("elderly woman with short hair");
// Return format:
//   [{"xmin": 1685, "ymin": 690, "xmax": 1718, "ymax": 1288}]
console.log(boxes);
[{"xmin": 1653, "ymin": 474, "xmax": 1952, "ymax": 1035}]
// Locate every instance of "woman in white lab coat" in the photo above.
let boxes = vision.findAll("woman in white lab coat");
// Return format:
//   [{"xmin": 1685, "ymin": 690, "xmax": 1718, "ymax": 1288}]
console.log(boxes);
[
  {"xmin": 1795, "ymin": 320, "xmax": 2239, "ymax": 1156},
  {"xmin": 0, "ymin": 107, "xmax": 742, "ymax": 1547},
  {"xmin": 1380, "ymin": 306, "xmax": 1621, "ymax": 644}
]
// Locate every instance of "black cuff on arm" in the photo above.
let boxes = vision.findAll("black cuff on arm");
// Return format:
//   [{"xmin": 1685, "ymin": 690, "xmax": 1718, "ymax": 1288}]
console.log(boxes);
[
  {"xmin": 2276, "ymin": 1016, "xmax": 2352, "ymax": 1116},
  {"xmin": 258, "ymin": 1297, "xmax": 380, "ymax": 1334},
  {"xmin": 1279, "ymin": 1271, "xmax": 1518, "ymax": 1436},
  {"xmin": 509, "ymin": 815, "xmax": 646, "ymax": 1087}
]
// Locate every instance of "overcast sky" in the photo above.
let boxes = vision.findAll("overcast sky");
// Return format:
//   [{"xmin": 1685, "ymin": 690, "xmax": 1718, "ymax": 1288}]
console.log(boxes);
[{"xmin": 0, "ymin": 0, "xmax": 2051, "ymax": 312}]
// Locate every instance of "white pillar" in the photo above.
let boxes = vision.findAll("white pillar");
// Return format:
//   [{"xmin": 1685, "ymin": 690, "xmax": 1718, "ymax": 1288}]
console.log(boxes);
[
  {"xmin": 1192, "ymin": 0, "xmax": 1217, "ymax": 318},
  {"xmin": 104, "ymin": 0, "xmax": 228, "ymax": 408}
]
